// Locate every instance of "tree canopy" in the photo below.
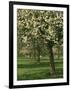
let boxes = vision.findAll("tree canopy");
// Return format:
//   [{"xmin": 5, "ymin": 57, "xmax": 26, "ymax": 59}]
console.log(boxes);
[{"xmin": 17, "ymin": 9, "xmax": 63, "ymax": 55}]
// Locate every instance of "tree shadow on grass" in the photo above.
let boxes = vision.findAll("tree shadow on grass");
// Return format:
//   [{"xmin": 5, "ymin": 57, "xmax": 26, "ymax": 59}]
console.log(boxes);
[
  {"xmin": 17, "ymin": 62, "xmax": 50, "ymax": 68},
  {"xmin": 17, "ymin": 61, "xmax": 63, "ymax": 68}
]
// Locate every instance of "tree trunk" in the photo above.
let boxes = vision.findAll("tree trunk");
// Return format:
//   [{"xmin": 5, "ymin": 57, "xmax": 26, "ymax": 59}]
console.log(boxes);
[
  {"xmin": 32, "ymin": 38, "xmax": 37, "ymax": 62},
  {"xmin": 36, "ymin": 39, "xmax": 41, "ymax": 63},
  {"xmin": 37, "ymin": 46, "xmax": 40, "ymax": 63},
  {"xmin": 47, "ymin": 45, "xmax": 56, "ymax": 78},
  {"xmin": 58, "ymin": 45, "xmax": 60, "ymax": 60}
]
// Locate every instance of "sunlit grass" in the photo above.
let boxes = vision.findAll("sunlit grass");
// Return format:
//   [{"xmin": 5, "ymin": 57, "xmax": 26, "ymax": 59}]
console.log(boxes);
[{"xmin": 17, "ymin": 56, "xmax": 63, "ymax": 80}]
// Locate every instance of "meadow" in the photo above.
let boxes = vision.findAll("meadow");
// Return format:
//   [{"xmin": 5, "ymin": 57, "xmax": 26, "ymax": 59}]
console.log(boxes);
[{"xmin": 17, "ymin": 55, "xmax": 63, "ymax": 80}]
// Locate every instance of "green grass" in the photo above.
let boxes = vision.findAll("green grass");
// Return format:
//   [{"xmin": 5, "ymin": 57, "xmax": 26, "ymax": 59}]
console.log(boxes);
[{"xmin": 17, "ymin": 56, "xmax": 63, "ymax": 80}]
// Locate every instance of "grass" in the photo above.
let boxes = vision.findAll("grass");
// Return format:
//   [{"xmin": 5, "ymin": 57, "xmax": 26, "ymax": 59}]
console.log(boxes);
[{"xmin": 17, "ymin": 56, "xmax": 63, "ymax": 80}]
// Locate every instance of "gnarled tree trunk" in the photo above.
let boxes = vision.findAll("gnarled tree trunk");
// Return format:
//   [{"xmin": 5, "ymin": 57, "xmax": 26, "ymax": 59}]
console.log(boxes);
[{"xmin": 47, "ymin": 43, "xmax": 56, "ymax": 78}]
